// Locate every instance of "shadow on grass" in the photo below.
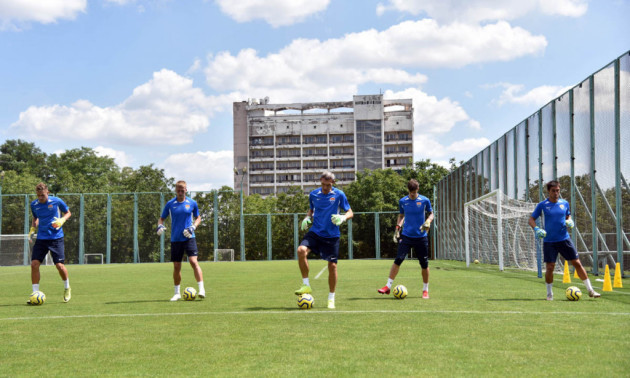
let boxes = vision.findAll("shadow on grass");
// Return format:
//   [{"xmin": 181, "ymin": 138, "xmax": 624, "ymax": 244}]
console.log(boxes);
[{"xmin": 245, "ymin": 307, "xmax": 301, "ymax": 311}]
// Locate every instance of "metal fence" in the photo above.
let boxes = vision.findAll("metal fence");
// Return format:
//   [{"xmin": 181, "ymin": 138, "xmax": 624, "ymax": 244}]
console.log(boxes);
[
  {"xmin": 434, "ymin": 51, "xmax": 630, "ymax": 276},
  {"xmin": 0, "ymin": 189, "xmax": 408, "ymax": 265}
]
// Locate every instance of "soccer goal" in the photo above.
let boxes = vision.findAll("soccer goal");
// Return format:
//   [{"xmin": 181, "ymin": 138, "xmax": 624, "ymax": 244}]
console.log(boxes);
[
  {"xmin": 464, "ymin": 190, "xmax": 542, "ymax": 272},
  {"xmin": 214, "ymin": 249, "xmax": 235, "ymax": 262},
  {"xmin": 0, "ymin": 235, "xmax": 52, "ymax": 267}
]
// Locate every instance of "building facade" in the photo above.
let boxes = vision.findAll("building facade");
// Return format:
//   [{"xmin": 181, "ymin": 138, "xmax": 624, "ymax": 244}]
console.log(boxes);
[{"xmin": 233, "ymin": 94, "xmax": 413, "ymax": 195}]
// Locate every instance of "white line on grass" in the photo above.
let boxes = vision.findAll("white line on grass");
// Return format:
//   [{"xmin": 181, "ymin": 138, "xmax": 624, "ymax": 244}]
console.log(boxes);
[
  {"xmin": 2, "ymin": 309, "xmax": 629, "ymax": 322},
  {"xmin": 314, "ymin": 265, "xmax": 327, "ymax": 279}
]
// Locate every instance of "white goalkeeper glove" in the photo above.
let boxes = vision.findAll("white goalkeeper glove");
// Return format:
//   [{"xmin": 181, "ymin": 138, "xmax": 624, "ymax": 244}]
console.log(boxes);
[
  {"xmin": 52, "ymin": 217, "xmax": 65, "ymax": 229},
  {"xmin": 331, "ymin": 214, "xmax": 347, "ymax": 226},
  {"xmin": 28, "ymin": 227, "xmax": 37, "ymax": 243},
  {"xmin": 393, "ymin": 225, "xmax": 401, "ymax": 243},
  {"xmin": 534, "ymin": 226, "xmax": 547, "ymax": 239},
  {"xmin": 156, "ymin": 224, "xmax": 166, "ymax": 236},
  {"xmin": 565, "ymin": 219, "xmax": 574, "ymax": 230},
  {"xmin": 300, "ymin": 216, "xmax": 312, "ymax": 231},
  {"xmin": 420, "ymin": 220, "xmax": 431, "ymax": 232},
  {"xmin": 183, "ymin": 225, "xmax": 196, "ymax": 238}
]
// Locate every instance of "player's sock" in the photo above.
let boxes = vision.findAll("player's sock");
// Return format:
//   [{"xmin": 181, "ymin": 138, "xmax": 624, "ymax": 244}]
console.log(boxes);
[
  {"xmin": 303, "ymin": 278, "xmax": 310, "ymax": 286},
  {"xmin": 32, "ymin": 284, "xmax": 39, "ymax": 292},
  {"xmin": 386, "ymin": 278, "xmax": 394, "ymax": 288},
  {"xmin": 423, "ymin": 282, "xmax": 429, "ymax": 291},
  {"xmin": 328, "ymin": 292, "xmax": 335, "ymax": 301},
  {"xmin": 197, "ymin": 281, "xmax": 204, "ymax": 291},
  {"xmin": 583, "ymin": 278, "xmax": 594, "ymax": 292},
  {"xmin": 174, "ymin": 285, "xmax": 181, "ymax": 295},
  {"xmin": 63, "ymin": 279, "xmax": 70, "ymax": 289},
  {"xmin": 546, "ymin": 283, "xmax": 553, "ymax": 297}
]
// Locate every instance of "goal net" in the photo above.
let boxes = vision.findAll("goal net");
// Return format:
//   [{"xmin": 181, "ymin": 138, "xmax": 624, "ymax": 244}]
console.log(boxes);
[
  {"xmin": 464, "ymin": 190, "xmax": 548, "ymax": 273},
  {"xmin": 214, "ymin": 249, "xmax": 235, "ymax": 262},
  {"xmin": 0, "ymin": 235, "xmax": 52, "ymax": 267}
]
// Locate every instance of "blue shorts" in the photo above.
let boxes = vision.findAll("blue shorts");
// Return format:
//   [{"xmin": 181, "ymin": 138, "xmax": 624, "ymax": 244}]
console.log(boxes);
[
  {"xmin": 171, "ymin": 239, "xmax": 199, "ymax": 262},
  {"xmin": 32, "ymin": 238, "xmax": 65, "ymax": 264},
  {"xmin": 300, "ymin": 231, "xmax": 340, "ymax": 264},
  {"xmin": 543, "ymin": 238, "xmax": 579, "ymax": 263},
  {"xmin": 396, "ymin": 235, "xmax": 429, "ymax": 269}
]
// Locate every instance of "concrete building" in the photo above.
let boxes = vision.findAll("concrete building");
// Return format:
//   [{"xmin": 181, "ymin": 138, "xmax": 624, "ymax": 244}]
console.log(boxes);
[{"xmin": 233, "ymin": 94, "xmax": 413, "ymax": 195}]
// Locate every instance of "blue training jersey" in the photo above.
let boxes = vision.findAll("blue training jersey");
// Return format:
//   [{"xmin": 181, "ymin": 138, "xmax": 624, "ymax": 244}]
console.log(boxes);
[
  {"xmin": 399, "ymin": 194, "xmax": 433, "ymax": 238},
  {"xmin": 309, "ymin": 187, "xmax": 351, "ymax": 238},
  {"xmin": 31, "ymin": 196, "xmax": 69, "ymax": 240},
  {"xmin": 531, "ymin": 198, "xmax": 571, "ymax": 243},
  {"xmin": 161, "ymin": 197, "xmax": 199, "ymax": 242}
]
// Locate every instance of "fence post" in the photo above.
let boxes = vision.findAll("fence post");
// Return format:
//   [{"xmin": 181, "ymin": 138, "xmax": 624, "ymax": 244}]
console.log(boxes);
[
  {"xmin": 23, "ymin": 194, "xmax": 29, "ymax": 266},
  {"xmin": 589, "ymin": 75, "xmax": 598, "ymax": 275},
  {"xmin": 79, "ymin": 194, "xmax": 84, "ymax": 264},
  {"xmin": 569, "ymin": 90, "xmax": 576, "ymax": 245},
  {"xmin": 375, "ymin": 212, "xmax": 380, "ymax": 259},
  {"xmin": 348, "ymin": 218, "xmax": 353, "ymax": 259},
  {"xmin": 106, "ymin": 194, "xmax": 111, "ymax": 264},
  {"xmin": 213, "ymin": 191, "xmax": 218, "ymax": 252},
  {"xmin": 133, "ymin": 193, "xmax": 139, "ymax": 263},
  {"xmin": 614, "ymin": 59, "xmax": 624, "ymax": 276},
  {"xmin": 293, "ymin": 213, "xmax": 298, "ymax": 260},
  {"xmin": 433, "ymin": 185, "xmax": 437, "ymax": 259},
  {"xmin": 267, "ymin": 213, "xmax": 272, "ymax": 261}
]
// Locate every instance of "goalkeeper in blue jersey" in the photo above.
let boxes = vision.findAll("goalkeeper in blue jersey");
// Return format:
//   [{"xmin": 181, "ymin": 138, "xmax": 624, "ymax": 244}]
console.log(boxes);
[
  {"xmin": 29, "ymin": 182, "xmax": 72, "ymax": 303},
  {"xmin": 378, "ymin": 179, "xmax": 434, "ymax": 299},
  {"xmin": 157, "ymin": 180, "xmax": 205, "ymax": 301},
  {"xmin": 528, "ymin": 180, "xmax": 600, "ymax": 300},
  {"xmin": 295, "ymin": 171, "xmax": 353, "ymax": 309}
]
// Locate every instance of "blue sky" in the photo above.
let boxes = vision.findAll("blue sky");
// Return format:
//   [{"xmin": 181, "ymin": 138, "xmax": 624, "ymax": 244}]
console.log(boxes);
[{"xmin": 1, "ymin": 0, "xmax": 628, "ymax": 190}]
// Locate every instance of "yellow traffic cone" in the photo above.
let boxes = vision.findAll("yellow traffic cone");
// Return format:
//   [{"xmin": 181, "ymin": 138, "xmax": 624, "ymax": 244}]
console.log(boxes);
[
  {"xmin": 574, "ymin": 266, "xmax": 580, "ymax": 279},
  {"xmin": 602, "ymin": 265, "xmax": 613, "ymax": 292},
  {"xmin": 613, "ymin": 262, "xmax": 623, "ymax": 288},
  {"xmin": 562, "ymin": 260, "xmax": 571, "ymax": 283}
]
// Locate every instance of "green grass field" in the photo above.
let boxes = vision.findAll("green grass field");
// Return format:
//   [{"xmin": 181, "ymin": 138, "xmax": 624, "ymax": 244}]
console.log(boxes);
[{"xmin": 1, "ymin": 260, "xmax": 629, "ymax": 377}]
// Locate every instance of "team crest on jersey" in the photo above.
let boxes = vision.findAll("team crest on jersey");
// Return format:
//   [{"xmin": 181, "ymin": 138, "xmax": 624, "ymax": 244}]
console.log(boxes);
[
  {"xmin": 416, "ymin": 202, "xmax": 422, "ymax": 207},
  {"xmin": 559, "ymin": 204, "xmax": 565, "ymax": 209},
  {"xmin": 329, "ymin": 197, "xmax": 335, "ymax": 201},
  {"xmin": 48, "ymin": 204, "xmax": 53, "ymax": 209},
  {"xmin": 185, "ymin": 205, "xmax": 190, "ymax": 209}
]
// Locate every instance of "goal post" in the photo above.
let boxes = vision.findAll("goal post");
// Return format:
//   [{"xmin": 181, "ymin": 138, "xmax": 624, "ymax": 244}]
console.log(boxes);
[
  {"xmin": 0, "ymin": 235, "xmax": 52, "ymax": 267},
  {"xmin": 214, "ymin": 249, "xmax": 235, "ymax": 262},
  {"xmin": 464, "ymin": 190, "xmax": 542, "ymax": 273}
]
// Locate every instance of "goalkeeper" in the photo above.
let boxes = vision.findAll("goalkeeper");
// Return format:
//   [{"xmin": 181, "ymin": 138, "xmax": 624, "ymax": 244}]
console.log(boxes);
[
  {"xmin": 378, "ymin": 179, "xmax": 433, "ymax": 299},
  {"xmin": 28, "ymin": 182, "xmax": 72, "ymax": 304},
  {"xmin": 528, "ymin": 180, "xmax": 600, "ymax": 300},
  {"xmin": 295, "ymin": 171, "xmax": 353, "ymax": 309},
  {"xmin": 157, "ymin": 180, "xmax": 205, "ymax": 301}
]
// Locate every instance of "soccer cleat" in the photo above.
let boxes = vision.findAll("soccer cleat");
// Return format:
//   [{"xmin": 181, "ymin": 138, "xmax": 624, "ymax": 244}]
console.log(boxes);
[
  {"xmin": 63, "ymin": 288, "xmax": 71, "ymax": 302},
  {"xmin": 546, "ymin": 295, "xmax": 553, "ymax": 301},
  {"xmin": 26, "ymin": 300, "xmax": 33, "ymax": 305},
  {"xmin": 198, "ymin": 290, "xmax": 206, "ymax": 299},
  {"xmin": 327, "ymin": 299, "xmax": 335, "ymax": 309},
  {"xmin": 294, "ymin": 285, "xmax": 312, "ymax": 296},
  {"xmin": 422, "ymin": 290, "xmax": 429, "ymax": 299},
  {"xmin": 377, "ymin": 286, "xmax": 390, "ymax": 295},
  {"xmin": 170, "ymin": 294, "xmax": 181, "ymax": 302},
  {"xmin": 588, "ymin": 290, "xmax": 601, "ymax": 298}
]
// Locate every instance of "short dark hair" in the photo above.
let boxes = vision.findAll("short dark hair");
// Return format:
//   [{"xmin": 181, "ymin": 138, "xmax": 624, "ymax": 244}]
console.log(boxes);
[
  {"xmin": 546, "ymin": 180, "xmax": 560, "ymax": 191},
  {"xmin": 35, "ymin": 182, "xmax": 48, "ymax": 192},
  {"xmin": 407, "ymin": 179, "xmax": 419, "ymax": 192}
]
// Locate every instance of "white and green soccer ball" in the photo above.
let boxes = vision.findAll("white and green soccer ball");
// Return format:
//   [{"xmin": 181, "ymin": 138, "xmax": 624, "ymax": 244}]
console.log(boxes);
[
  {"xmin": 182, "ymin": 287, "xmax": 197, "ymax": 301},
  {"xmin": 29, "ymin": 291, "xmax": 46, "ymax": 305},
  {"xmin": 297, "ymin": 294, "xmax": 314, "ymax": 309},
  {"xmin": 566, "ymin": 286, "xmax": 582, "ymax": 301},
  {"xmin": 393, "ymin": 285, "xmax": 408, "ymax": 299}
]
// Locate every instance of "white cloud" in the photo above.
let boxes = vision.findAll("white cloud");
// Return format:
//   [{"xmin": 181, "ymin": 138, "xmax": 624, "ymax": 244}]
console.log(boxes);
[
  {"xmin": 215, "ymin": 0, "xmax": 330, "ymax": 27},
  {"xmin": 413, "ymin": 135, "xmax": 490, "ymax": 163},
  {"xmin": 162, "ymin": 150, "xmax": 234, "ymax": 191},
  {"xmin": 490, "ymin": 82, "xmax": 569, "ymax": 106},
  {"xmin": 94, "ymin": 146, "xmax": 133, "ymax": 168},
  {"xmin": 377, "ymin": 0, "xmax": 587, "ymax": 22},
  {"xmin": 384, "ymin": 88, "xmax": 479, "ymax": 134},
  {"xmin": 10, "ymin": 69, "xmax": 227, "ymax": 146},
  {"xmin": 0, "ymin": 0, "xmax": 86, "ymax": 30}
]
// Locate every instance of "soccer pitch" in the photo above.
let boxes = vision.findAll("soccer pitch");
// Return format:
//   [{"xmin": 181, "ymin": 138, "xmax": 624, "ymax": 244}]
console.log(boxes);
[{"xmin": 1, "ymin": 260, "xmax": 629, "ymax": 377}]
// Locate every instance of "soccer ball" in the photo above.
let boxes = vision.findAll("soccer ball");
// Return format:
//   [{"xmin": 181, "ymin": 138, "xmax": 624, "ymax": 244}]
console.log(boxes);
[
  {"xmin": 393, "ymin": 285, "xmax": 408, "ymax": 299},
  {"xmin": 297, "ymin": 294, "xmax": 314, "ymax": 309},
  {"xmin": 566, "ymin": 286, "xmax": 582, "ymax": 301},
  {"xmin": 474, "ymin": 259, "xmax": 480, "ymax": 264},
  {"xmin": 29, "ymin": 291, "xmax": 46, "ymax": 305},
  {"xmin": 182, "ymin": 287, "xmax": 197, "ymax": 301}
]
